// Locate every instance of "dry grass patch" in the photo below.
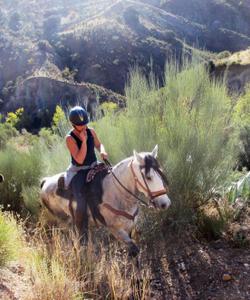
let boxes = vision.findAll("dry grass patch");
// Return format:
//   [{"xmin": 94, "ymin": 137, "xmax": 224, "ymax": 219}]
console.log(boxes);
[{"xmin": 25, "ymin": 226, "xmax": 151, "ymax": 300}]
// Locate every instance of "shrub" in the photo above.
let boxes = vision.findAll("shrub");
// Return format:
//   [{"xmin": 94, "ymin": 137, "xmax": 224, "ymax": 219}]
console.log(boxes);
[
  {"xmin": 0, "ymin": 122, "xmax": 18, "ymax": 149},
  {"xmin": 21, "ymin": 185, "xmax": 41, "ymax": 216},
  {"xmin": 227, "ymin": 171, "xmax": 250, "ymax": 204},
  {"xmin": 217, "ymin": 50, "xmax": 231, "ymax": 59},
  {"xmin": 6, "ymin": 107, "xmax": 24, "ymax": 129},
  {"xmin": 94, "ymin": 57, "xmax": 235, "ymax": 219},
  {"xmin": 38, "ymin": 136, "xmax": 69, "ymax": 176},
  {"xmin": 0, "ymin": 210, "xmax": 24, "ymax": 267},
  {"xmin": 51, "ymin": 105, "xmax": 70, "ymax": 137},
  {"xmin": 0, "ymin": 145, "xmax": 43, "ymax": 213},
  {"xmin": 233, "ymin": 86, "xmax": 250, "ymax": 170}
]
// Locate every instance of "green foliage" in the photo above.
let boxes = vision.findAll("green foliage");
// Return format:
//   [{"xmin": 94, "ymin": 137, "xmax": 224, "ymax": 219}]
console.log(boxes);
[
  {"xmin": 6, "ymin": 107, "xmax": 24, "ymax": 129},
  {"xmin": 21, "ymin": 185, "xmax": 41, "ymax": 216},
  {"xmin": 39, "ymin": 127, "xmax": 57, "ymax": 148},
  {"xmin": 61, "ymin": 67, "xmax": 76, "ymax": 81},
  {"xmin": 0, "ymin": 122, "xmax": 18, "ymax": 149},
  {"xmin": 0, "ymin": 145, "xmax": 43, "ymax": 213},
  {"xmin": 233, "ymin": 86, "xmax": 250, "ymax": 170},
  {"xmin": 39, "ymin": 137, "xmax": 69, "ymax": 176},
  {"xmin": 227, "ymin": 171, "xmax": 250, "ymax": 204},
  {"xmin": 0, "ymin": 211, "xmax": 24, "ymax": 267},
  {"xmin": 233, "ymin": 87, "xmax": 250, "ymax": 127},
  {"xmin": 217, "ymin": 50, "xmax": 231, "ymax": 59},
  {"xmin": 100, "ymin": 102, "xmax": 118, "ymax": 114},
  {"xmin": 51, "ymin": 105, "xmax": 70, "ymax": 137},
  {"xmin": 52, "ymin": 106, "xmax": 65, "ymax": 126},
  {"xmin": 94, "ymin": 57, "xmax": 234, "ymax": 218}
]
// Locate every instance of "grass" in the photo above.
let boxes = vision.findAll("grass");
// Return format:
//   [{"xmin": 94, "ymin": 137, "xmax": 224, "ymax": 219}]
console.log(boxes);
[
  {"xmin": 25, "ymin": 227, "xmax": 151, "ymax": 300},
  {"xmin": 0, "ymin": 210, "xmax": 24, "ymax": 267}
]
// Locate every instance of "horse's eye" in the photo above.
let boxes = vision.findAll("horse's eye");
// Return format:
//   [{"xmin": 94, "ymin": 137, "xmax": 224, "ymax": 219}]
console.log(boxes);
[{"xmin": 146, "ymin": 176, "xmax": 152, "ymax": 181}]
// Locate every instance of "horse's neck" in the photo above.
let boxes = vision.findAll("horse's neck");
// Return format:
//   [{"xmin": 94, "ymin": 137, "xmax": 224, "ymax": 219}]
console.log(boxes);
[{"xmin": 112, "ymin": 157, "xmax": 137, "ymax": 204}]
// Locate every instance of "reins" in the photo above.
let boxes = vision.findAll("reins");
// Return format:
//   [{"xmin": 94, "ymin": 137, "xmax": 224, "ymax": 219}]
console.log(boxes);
[{"xmin": 104, "ymin": 159, "xmax": 149, "ymax": 207}]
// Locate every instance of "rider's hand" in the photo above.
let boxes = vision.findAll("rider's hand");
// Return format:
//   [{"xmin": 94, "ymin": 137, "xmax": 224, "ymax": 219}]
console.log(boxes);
[
  {"xmin": 79, "ymin": 131, "xmax": 87, "ymax": 142},
  {"xmin": 100, "ymin": 151, "xmax": 108, "ymax": 160}
]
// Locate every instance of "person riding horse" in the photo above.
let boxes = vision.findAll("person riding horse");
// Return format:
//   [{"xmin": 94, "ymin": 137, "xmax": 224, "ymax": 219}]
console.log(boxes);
[
  {"xmin": 57, "ymin": 106, "xmax": 108, "ymax": 242},
  {"xmin": 41, "ymin": 145, "xmax": 171, "ymax": 256}
]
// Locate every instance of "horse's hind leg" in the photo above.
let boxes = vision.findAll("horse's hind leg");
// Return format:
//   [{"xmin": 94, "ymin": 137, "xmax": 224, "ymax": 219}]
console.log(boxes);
[{"xmin": 109, "ymin": 227, "xmax": 140, "ymax": 257}]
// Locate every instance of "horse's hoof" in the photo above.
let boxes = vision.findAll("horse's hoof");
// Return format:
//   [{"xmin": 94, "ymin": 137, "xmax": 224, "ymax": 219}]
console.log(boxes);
[{"xmin": 128, "ymin": 244, "xmax": 140, "ymax": 257}]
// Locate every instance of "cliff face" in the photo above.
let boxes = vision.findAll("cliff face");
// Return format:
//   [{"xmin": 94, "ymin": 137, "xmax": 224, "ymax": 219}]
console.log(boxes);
[{"xmin": 7, "ymin": 76, "xmax": 125, "ymax": 130}]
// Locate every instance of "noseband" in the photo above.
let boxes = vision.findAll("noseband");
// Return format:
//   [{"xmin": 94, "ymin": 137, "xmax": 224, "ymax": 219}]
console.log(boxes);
[{"xmin": 130, "ymin": 160, "xmax": 168, "ymax": 204}]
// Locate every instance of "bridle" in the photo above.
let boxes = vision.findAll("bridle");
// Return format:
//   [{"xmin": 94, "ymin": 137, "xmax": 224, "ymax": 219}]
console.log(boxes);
[
  {"xmin": 104, "ymin": 158, "xmax": 169, "ymax": 207},
  {"xmin": 129, "ymin": 159, "xmax": 168, "ymax": 206}
]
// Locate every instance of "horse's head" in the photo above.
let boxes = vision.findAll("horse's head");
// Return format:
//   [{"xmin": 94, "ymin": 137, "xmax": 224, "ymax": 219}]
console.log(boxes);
[
  {"xmin": 0, "ymin": 174, "xmax": 4, "ymax": 183},
  {"xmin": 131, "ymin": 145, "xmax": 171, "ymax": 209}
]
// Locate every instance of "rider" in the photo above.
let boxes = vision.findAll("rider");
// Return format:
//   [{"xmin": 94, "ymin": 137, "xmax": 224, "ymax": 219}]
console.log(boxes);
[{"xmin": 58, "ymin": 105, "xmax": 108, "ymax": 242}]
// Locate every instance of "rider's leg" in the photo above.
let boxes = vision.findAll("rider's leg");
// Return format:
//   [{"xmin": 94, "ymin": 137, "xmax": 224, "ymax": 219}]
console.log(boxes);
[{"xmin": 71, "ymin": 177, "xmax": 88, "ymax": 244}]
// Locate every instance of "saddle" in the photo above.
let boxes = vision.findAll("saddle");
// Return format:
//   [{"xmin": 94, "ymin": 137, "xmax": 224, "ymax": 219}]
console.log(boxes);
[
  {"xmin": 56, "ymin": 163, "xmax": 110, "ymax": 225},
  {"xmin": 86, "ymin": 163, "xmax": 110, "ymax": 183},
  {"xmin": 57, "ymin": 163, "xmax": 110, "ymax": 192}
]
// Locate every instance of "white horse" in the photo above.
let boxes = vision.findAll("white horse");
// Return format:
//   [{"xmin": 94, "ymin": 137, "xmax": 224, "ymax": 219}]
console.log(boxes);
[{"xmin": 40, "ymin": 145, "xmax": 171, "ymax": 256}]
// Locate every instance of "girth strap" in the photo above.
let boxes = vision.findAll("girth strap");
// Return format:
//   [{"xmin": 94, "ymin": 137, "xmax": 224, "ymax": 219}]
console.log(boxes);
[{"xmin": 103, "ymin": 203, "xmax": 139, "ymax": 221}]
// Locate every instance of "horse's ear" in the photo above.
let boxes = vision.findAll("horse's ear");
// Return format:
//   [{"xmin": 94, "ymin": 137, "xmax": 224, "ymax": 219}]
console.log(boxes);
[
  {"xmin": 133, "ymin": 150, "xmax": 144, "ymax": 165},
  {"xmin": 151, "ymin": 145, "xmax": 158, "ymax": 158}
]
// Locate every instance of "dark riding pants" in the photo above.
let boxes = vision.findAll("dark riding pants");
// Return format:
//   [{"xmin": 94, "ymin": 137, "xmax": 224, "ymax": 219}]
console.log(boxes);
[{"xmin": 71, "ymin": 170, "xmax": 89, "ymax": 243}]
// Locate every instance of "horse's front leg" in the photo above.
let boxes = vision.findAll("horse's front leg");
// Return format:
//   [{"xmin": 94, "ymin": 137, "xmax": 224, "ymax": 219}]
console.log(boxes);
[{"xmin": 109, "ymin": 227, "xmax": 140, "ymax": 257}]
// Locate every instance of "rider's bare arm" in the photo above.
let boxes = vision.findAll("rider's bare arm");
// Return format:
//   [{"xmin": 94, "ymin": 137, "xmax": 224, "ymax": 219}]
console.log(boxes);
[
  {"xmin": 66, "ymin": 135, "xmax": 87, "ymax": 165},
  {"xmin": 90, "ymin": 128, "xmax": 108, "ymax": 160}
]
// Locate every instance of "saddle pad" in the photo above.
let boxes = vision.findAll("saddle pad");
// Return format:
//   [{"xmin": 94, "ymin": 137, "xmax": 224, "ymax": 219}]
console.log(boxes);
[{"xmin": 86, "ymin": 163, "xmax": 110, "ymax": 183}]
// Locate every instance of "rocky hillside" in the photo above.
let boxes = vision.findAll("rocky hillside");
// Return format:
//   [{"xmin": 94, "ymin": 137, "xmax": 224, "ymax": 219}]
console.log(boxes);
[
  {"xmin": 212, "ymin": 49, "xmax": 250, "ymax": 92},
  {"xmin": 0, "ymin": 0, "xmax": 249, "ymax": 129}
]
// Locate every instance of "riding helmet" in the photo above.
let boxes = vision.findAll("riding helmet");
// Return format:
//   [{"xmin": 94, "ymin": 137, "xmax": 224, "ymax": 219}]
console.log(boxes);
[{"xmin": 69, "ymin": 106, "xmax": 89, "ymax": 126}]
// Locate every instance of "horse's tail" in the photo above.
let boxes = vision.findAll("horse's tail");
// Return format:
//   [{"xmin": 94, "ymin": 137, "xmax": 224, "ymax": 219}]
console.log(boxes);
[{"xmin": 40, "ymin": 178, "xmax": 46, "ymax": 189}]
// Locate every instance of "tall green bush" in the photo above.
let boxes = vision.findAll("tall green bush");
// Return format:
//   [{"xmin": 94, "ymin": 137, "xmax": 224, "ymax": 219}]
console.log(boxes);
[
  {"xmin": 0, "ymin": 145, "xmax": 43, "ymax": 212},
  {"xmin": 94, "ymin": 57, "xmax": 235, "ymax": 217}
]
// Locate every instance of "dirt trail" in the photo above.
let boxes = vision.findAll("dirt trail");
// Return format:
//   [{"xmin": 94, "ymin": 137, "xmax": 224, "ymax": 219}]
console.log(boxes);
[
  {"xmin": 142, "ymin": 235, "xmax": 250, "ymax": 300},
  {"xmin": 0, "ymin": 263, "xmax": 31, "ymax": 300}
]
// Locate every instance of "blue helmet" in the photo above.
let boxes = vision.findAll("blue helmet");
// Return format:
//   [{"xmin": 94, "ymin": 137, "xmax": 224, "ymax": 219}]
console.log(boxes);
[{"xmin": 69, "ymin": 106, "xmax": 89, "ymax": 126}]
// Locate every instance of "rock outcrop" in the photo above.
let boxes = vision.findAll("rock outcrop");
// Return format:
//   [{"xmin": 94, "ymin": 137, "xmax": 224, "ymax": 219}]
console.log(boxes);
[
  {"xmin": 212, "ymin": 49, "xmax": 250, "ymax": 93},
  {"xmin": 7, "ymin": 75, "xmax": 125, "ymax": 130}
]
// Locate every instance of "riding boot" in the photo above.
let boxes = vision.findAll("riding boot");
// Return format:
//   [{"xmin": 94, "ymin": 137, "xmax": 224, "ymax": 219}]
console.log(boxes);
[{"xmin": 75, "ymin": 211, "xmax": 89, "ymax": 246}]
